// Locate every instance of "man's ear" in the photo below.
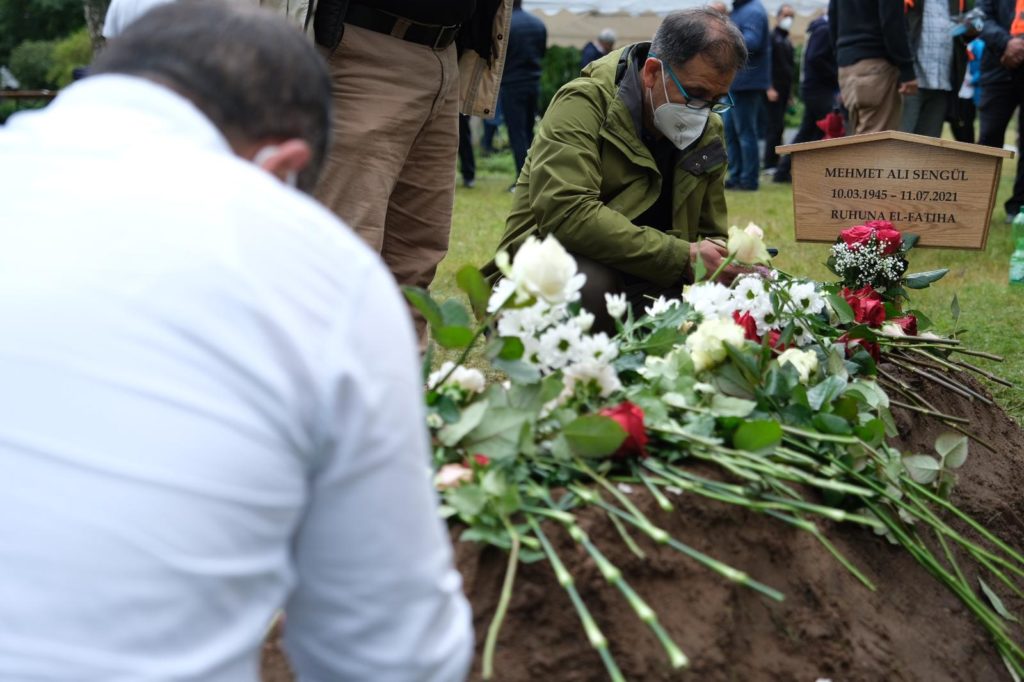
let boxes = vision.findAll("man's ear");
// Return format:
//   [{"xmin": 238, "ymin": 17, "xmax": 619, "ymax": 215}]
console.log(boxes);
[
  {"xmin": 641, "ymin": 57, "xmax": 660, "ymax": 91},
  {"xmin": 251, "ymin": 139, "xmax": 311, "ymax": 183}
]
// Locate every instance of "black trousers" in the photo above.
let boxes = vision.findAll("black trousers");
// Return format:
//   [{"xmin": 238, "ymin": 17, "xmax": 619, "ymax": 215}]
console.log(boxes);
[
  {"xmin": 458, "ymin": 113, "xmax": 475, "ymax": 183},
  {"xmin": 774, "ymin": 89, "xmax": 837, "ymax": 182},
  {"xmin": 499, "ymin": 82, "xmax": 539, "ymax": 179},
  {"xmin": 575, "ymin": 255, "xmax": 681, "ymax": 335},
  {"xmin": 978, "ymin": 78, "xmax": 1024, "ymax": 214},
  {"xmin": 763, "ymin": 89, "xmax": 789, "ymax": 169}
]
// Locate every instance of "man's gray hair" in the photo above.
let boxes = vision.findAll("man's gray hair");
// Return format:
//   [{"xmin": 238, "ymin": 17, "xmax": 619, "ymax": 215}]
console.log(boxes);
[
  {"xmin": 91, "ymin": 0, "xmax": 330, "ymax": 192},
  {"xmin": 651, "ymin": 8, "xmax": 748, "ymax": 74}
]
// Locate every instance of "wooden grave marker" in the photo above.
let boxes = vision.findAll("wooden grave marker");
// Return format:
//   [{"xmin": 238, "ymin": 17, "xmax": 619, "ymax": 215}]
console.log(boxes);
[{"xmin": 776, "ymin": 130, "xmax": 1013, "ymax": 249}]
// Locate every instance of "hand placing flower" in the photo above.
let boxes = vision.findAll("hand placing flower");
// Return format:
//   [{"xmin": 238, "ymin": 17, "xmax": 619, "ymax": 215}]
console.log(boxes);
[{"xmin": 598, "ymin": 401, "xmax": 648, "ymax": 459}]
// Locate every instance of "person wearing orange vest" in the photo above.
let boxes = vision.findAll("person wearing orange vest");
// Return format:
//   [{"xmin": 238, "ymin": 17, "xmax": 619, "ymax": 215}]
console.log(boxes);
[{"xmin": 977, "ymin": 0, "xmax": 1024, "ymax": 220}]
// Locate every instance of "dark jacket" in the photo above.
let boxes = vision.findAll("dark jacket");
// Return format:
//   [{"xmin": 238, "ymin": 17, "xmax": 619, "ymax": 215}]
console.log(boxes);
[
  {"xmin": 487, "ymin": 44, "xmax": 729, "ymax": 287},
  {"xmin": 501, "ymin": 7, "xmax": 547, "ymax": 89},
  {"xmin": 977, "ymin": 0, "xmax": 1024, "ymax": 84},
  {"xmin": 731, "ymin": 0, "xmax": 772, "ymax": 91},
  {"xmin": 770, "ymin": 26, "xmax": 795, "ymax": 98},
  {"xmin": 905, "ymin": 0, "xmax": 971, "ymax": 90},
  {"xmin": 828, "ymin": 0, "xmax": 915, "ymax": 82},
  {"xmin": 801, "ymin": 15, "xmax": 839, "ymax": 96},
  {"xmin": 580, "ymin": 41, "xmax": 606, "ymax": 70}
]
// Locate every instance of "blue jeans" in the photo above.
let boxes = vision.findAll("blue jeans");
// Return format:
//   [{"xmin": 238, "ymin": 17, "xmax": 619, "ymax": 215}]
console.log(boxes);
[
  {"xmin": 724, "ymin": 90, "xmax": 764, "ymax": 189},
  {"xmin": 500, "ymin": 82, "xmax": 539, "ymax": 179}
]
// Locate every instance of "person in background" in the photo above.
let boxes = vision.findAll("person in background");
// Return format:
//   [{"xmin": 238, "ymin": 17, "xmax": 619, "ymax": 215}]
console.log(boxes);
[
  {"xmin": 502, "ymin": 0, "xmax": 547, "ymax": 187},
  {"xmin": 977, "ymin": 0, "xmax": 1024, "ymax": 221},
  {"xmin": 311, "ymin": 0, "xmax": 512, "ymax": 341},
  {"xmin": 486, "ymin": 9, "xmax": 750, "ymax": 332},
  {"xmin": 707, "ymin": 1, "xmax": 729, "ymax": 14},
  {"xmin": 774, "ymin": 10, "xmax": 839, "ymax": 183},
  {"xmin": 0, "ymin": 3, "xmax": 472, "ymax": 679},
  {"xmin": 101, "ymin": 0, "xmax": 172, "ymax": 37},
  {"xmin": 900, "ymin": 0, "xmax": 968, "ymax": 138},
  {"xmin": 949, "ymin": 34, "xmax": 984, "ymax": 142},
  {"xmin": 458, "ymin": 113, "xmax": 476, "ymax": 187},
  {"xmin": 581, "ymin": 27, "xmax": 617, "ymax": 69},
  {"xmin": 481, "ymin": 98, "xmax": 505, "ymax": 154},
  {"xmin": 724, "ymin": 0, "xmax": 771, "ymax": 191},
  {"xmin": 828, "ymin": 0, "xmax": 917, "ymax": 134},
  {"xmin": 763, "ymin": 3, "xmax": 795, "ymax": 171}
]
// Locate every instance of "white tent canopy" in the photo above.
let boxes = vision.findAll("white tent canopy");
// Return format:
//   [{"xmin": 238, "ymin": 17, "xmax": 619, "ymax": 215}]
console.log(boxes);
[{"xmin": 525, "ymin": 0, "xmax": 829, "ymax": 15}]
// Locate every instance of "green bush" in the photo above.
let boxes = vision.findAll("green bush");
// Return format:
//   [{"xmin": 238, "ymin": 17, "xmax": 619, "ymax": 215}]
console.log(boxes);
[
  {"xmin": 540, "ymin": 45, "xmax": 582, "ymax": 115},
  {"xmin": 47, "ymin": 27, "xmax": 92, "ymax": 87},
  {"xmin": 9, "ymin": 39, "xmax": 57, "ymax": 89},
  {"xmin": 0, "ymin": 0, "xmax": 86, "ymax": 65},
  {"xmin": 0, "ymin": 98, "xmax": 46, "ymax": 124}
]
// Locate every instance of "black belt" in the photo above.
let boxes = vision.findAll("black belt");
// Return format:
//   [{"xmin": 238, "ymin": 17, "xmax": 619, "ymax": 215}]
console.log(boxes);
[{"xmin": 345, "ymin": 4, "xmax": 460, "ymax": 50}]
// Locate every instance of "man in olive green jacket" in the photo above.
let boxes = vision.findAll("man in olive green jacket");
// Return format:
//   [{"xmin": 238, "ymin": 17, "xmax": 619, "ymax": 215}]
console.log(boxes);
[{"xmin": 487, "ymin": 8, "xmax": 749, "ymax": 329}]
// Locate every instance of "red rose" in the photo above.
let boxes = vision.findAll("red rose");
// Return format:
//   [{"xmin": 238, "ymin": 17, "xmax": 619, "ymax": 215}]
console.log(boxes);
[
  {"xmin": 765, "ymin": 330, "xmax": 789, "ymax": 350},
  {"xmin": 842, "ymin": 286, "xmax": 887, "ymax": 327},
  {"xmin": 891, "ymin": 315, "xmax": 918, "ymax": 336},
  {"xmin": 840, "ymin": 225, "xmax": 874, "ymax": 249},
  {"xmin": 838, "ymin": 334, "xmax": 881, "ymax": 363},
  {"xmin": 863, "ymin": 220, "xmax": 894, "ymax": 231},
  {"xmin": 472, "ymin": 454, "xmax": 491, "ymax": 467},
  {"xmin": 598, "ymin": 401, "xmax": 649, "ymax": 459},
  {"xmin": 732, "ymin": 311, "xmax": 760, "ymax": 342},
  {"xmin": 874, "ymin": 227, "xmax": 903, "ymax": 255}
]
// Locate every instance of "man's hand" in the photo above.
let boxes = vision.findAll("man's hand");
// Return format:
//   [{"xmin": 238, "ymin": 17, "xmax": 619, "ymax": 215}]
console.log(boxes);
[
  {"xmin": 898, "ymin": 79, "xmax": 919, "ymax": 95},
  {"xmin": 1002, "ymin": 37, "xmax": 1024, "ymax": 70},
  {"xmin": 766, "ymin": 87, "xmax": 779, "ymax": 103},
  {"xmin": 690, "ymin": 240, "xmax": 747, "ymax": 286}
]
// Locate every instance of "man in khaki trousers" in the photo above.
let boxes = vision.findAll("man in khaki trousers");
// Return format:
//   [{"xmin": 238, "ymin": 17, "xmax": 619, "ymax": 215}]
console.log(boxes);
[
  {"xmin": 829, "ymin": 0, "xmax": 919, "ymax": 134},
  {"xmin": 312, "ymin": 2, "xmax": 512, "ymax": 341}
]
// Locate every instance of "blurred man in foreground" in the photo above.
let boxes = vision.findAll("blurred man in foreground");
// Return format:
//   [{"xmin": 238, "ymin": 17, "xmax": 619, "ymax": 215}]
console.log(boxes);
[
  {"xmin": 0, "ymin": 3, "xmax": 472, "ymax": 679},
  {"xmin": 487, "ymin": 9, "xmax": 749, "ymax": 331}
]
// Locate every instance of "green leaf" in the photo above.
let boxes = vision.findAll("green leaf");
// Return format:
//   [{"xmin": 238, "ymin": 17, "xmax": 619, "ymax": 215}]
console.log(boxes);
[
  {"xmin": 440, "ymin": 299, "xmax": 472, "ymax": 327},
  {"xmin": 714, "ymin": 362, "xmax": 756, "ymax": 399},
  {"xmin": 693, "ymin": 243, "xmax": 707, "ymax": 282},
  {"xmin": 438, "ymin": 399, "xmax": 489, "ymax": 446},
  {"xmin": 465, "ymin": 407, "xmax": 534, "ymax": 460},
  {"xmin": 492, "ymin": 357, "xmax": 542, "ymax": 384},
  {"xmin": 709, "ymin": 394, "xmax": 757, "ymax": 418},
  {"xmin": 950, "ymin": 293, "xmax": 961, "ymax": 325},
  {"xmin": 403, "ymin": 286, "xmax": 443, "ymax": 330},
  {"xmin": 902, "ymin": 233, "xmax": 920, "ymax": 250},
  {"xmin": 902, "ymin": 454, "xmax": 941, "ymax": 484},
  {"xmin": 433, "ymin": 325, "xmax": 475, "ymax": 349},
  {"xmin": 904, "ymin": 268, "xmax": 949, "ymax": 289},
  {"xmin": 855, "ymin": 418, "xmax": 886, "ymax": 447},
  {"xmin": 827, "ymin": 293, "xmax": 855, "ymax": 324},
  {"xmin": 435, "ymin": 395, "xmax": 461, "ymax": 424},
  {"xmin": 732, "ymin": 419, "xmax": 783, "ymax": 452},
  {"xmin": 807, "ymin": 375, "xmax": 847, "ymax": 411},
  {"xmin": 935, "ymin": 432, "xmax": 969, "ymax": 469},
  {"xmin": 455, "ymin": 265, "xmax": 491, "ymax": 320},
  {"xmin": 812, "ymin": 413, "xmax": 853, "ymax": 435},
  {"xmin": 979, "ymin": 577, "xmax": 1020, "ymax": 623},
  {"xmin": 447, "ymin": 484, "xmax": 487, "ymax": 519},
  {"xmin": 634, "ymin": 325, "xmax": 682, "ymax": 356},
  {"xmin": 563, "ymin": 415, "xmax": 627, "ymax": 457}
]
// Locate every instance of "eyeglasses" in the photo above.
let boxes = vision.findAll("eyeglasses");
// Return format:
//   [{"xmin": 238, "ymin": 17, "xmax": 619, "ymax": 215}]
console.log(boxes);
[{"xmin": 649, "ymin": 52, "xmax": 734, "ymax": 113}]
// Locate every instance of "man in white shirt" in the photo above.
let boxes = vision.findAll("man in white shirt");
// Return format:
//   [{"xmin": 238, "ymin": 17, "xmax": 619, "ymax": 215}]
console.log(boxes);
[{"xmin": 0, "ymin": 3, "xmax": 472, "ymax": 680}]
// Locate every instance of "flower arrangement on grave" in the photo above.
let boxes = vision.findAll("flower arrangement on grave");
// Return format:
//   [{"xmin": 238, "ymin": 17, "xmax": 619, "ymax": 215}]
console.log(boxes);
[{"xmin": 405, "ymin": 224, "xmax": 1022, "ymax": 680}]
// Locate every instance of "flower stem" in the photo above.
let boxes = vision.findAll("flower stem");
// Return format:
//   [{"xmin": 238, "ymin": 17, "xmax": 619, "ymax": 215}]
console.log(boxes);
[{"xmin": 482, "ymin": 515, "xmax": 520, "ymax": 680}]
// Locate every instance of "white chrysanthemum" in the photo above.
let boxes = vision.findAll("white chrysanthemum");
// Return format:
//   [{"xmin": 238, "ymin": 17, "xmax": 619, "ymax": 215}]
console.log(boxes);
[
  {"xmin": 685, "ymin": 317, "xmax": 746, "ymax": 372},
  {"xmin": 537, "ymin": 322, "xmax": 583, "ymax": 370},
  {"xmin": 573, "ymin": 310, "xmax": 595, "ymax": 332},
  {"xmin": 496, "ymin": 300, "xmax": 553, "ymax": 339},
  {"xmin": 644, "ymin": 295, "xmax": 681, "ymax": 317},
  {"xmin": 427, "ymin": 361, "xmax": 486, "ymax": 393},
  {"xmin": 605, "ymin": 292, "xmax": 628, "ymax": 319},
  {"xmin": 683, "ymin": 282, "xmax": 731, "ymax": 320},
  {"xmin": 786, "ymin": 281, "xmax": 825, "ymax": 315},
  {"xmin": 576, "ymin": 332, "xmax": 619, "ymax": 364},
  {"xmin": 777, "ymin": 347, "xmax": 819, "ymax": 383},
  {"xmin": 562, "ymin": 359, "xmax": 622, "ymax": 397}
]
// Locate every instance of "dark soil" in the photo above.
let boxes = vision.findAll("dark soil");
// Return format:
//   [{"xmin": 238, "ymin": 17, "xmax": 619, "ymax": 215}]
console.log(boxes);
[{"xmin": 262, "ymin": 371, "xmax": 1024, "ymax": 681}]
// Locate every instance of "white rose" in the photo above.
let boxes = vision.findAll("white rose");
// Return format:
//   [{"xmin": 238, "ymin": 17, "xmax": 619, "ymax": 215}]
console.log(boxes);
[
  {"xmin": 604, "ymin": 292, "xmax": 628, "ymax": 319},
  {"xmin": 727, "ymin": 225, "xmax": 771, "ymax": 265},
  {"xmin": 435, "ymin": 463, "xmax": 473, "ymax": 490},
  {"xmin": 777, "ymin": 347, "xmax": 819, "ymax": 384},
  {"xmin": 509, "ymin": 235, "xmax": 586, "ymax": 304},
  {"xmin": 880, "ymin": 322, "xmax": 905, "ymax": 337},
  {"xmin": 427, "ymin": 361, "xmax": 486, "ymax": 393},
  {"xmin": 685, "ymin": 317, "xmax": 746, "ymax": 372},
  {"xmin": 744, "ymin": 222, "xmax": 764, "ymax": 240}
]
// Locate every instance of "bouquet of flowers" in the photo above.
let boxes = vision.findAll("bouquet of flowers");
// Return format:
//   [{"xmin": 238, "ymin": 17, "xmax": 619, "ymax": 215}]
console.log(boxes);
[{"xmin": 406, "ymin": 226, "xmax": 1021, "ymax": 680}]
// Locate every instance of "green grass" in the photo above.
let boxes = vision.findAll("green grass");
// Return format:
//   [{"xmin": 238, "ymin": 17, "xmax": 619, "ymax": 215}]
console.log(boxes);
[{"xmin": 434, "ymin": 149, "xmax": 1023, "ymax": 422}]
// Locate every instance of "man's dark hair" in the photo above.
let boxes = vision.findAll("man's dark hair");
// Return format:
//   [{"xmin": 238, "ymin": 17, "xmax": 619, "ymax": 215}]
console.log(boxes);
[
  {"xmin": 91, "ymin": 1, "xmax": 330, "ymax": 192},
  {"xmin": 651, "ymin": 8, "xmax": 748, "ymax": 74}
]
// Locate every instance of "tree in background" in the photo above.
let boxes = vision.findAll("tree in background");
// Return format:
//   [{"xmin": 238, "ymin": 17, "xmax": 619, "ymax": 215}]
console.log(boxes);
[{"xmin": 0, "ymin": 0, "xmax": 86, "ymax": 65}]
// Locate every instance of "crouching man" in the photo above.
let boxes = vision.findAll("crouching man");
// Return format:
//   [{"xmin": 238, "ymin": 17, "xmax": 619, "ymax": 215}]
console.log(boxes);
[
  {"xmin": 0, "ymin": 3, "xmax": 471, "ymax": 680},
  {"xmin": 487, "ymin": 9, "xmax": 749, "ymax": 330}
]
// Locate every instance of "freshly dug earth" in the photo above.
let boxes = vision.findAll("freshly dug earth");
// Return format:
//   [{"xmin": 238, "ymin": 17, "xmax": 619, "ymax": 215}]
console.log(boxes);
[{"xmin": 262, "ymin": 372, "xmax": 1024, "ymax": 681}]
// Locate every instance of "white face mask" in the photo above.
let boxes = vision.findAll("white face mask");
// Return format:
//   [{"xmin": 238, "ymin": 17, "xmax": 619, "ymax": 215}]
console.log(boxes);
[
  {"xmin": 779, "ymin": 16, "xmax": 794, "ymax": 31},
  {"xmin": 252, "ymin": 145, "xmax": 298, "ymax": 188},
  {"xmin": 648, "ymin": 62, "xmax": 710, "ymax": 151}
]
